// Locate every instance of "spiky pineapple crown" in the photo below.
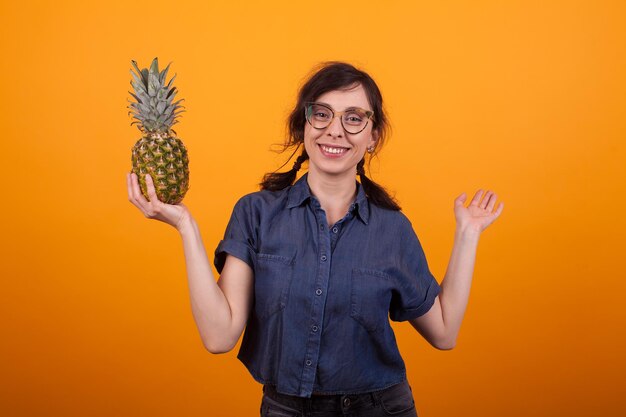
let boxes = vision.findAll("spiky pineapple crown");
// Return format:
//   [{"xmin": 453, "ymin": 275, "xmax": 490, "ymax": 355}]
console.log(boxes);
[{"xmin": 127, "ymin": 57, "xmax": 185, "ymax": 135}]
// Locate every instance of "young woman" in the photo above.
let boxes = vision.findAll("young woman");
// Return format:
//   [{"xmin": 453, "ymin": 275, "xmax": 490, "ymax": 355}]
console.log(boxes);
[{"xmin": 127, "ymin": 62, "xmax": 504, "ymax": 417}]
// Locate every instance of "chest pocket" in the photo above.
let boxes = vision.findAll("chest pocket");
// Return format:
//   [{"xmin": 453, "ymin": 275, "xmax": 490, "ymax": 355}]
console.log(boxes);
[
  {"xmin": 254, "ymin": 251, "xmax": 296, "ymax": 320},
  {"xmin": 350, "ymin": 268, "xmax": 393, "ymax": 334}
]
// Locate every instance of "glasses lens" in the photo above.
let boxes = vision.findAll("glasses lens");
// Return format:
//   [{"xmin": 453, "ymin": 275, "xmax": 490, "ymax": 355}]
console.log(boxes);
[
  {"xmin": 307, "ymin": 104, "xmax": 333, "ymax": 129},
  {"xmin": 342, "ymin": 109, "xmax": 369, "ymax": 134}
]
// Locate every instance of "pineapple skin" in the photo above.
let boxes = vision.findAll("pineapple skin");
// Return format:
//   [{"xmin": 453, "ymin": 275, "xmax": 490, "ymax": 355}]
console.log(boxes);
[{"xmin": 131, "ymin": 132, "xmax": 189, "ymax": 205}]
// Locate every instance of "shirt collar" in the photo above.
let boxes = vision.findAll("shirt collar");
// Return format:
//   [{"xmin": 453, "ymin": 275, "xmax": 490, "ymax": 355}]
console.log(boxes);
[{"xmin": 286, "ymin": 172, "xmax": 370, "ymax": 225}]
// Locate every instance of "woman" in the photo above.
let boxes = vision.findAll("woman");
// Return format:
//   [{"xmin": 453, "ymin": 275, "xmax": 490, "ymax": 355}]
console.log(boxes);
[{"xmin": 127, "ymin": 62, "xmax": 503, "ymax": 417}]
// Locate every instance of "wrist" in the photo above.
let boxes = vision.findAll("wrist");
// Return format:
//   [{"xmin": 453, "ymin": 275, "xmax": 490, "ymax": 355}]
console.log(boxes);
[
  {"xmin": 177, "ymin": 214, "xmax": 196, "ymax": 235},
  {"xmin": 455, "ymin": 224, "xmax": 481, "ymax": 242}
]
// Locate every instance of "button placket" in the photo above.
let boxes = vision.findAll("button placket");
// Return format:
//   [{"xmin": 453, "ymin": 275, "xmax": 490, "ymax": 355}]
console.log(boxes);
[{"xmin": 300, "ymin": 203, "xmax": 332, "ymax": 396}]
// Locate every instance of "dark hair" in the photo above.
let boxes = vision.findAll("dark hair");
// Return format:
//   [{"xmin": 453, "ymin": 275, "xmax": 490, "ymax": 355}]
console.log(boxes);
[{"xmin": 259, "ymin": 61, "xmax": 400, "ymax": 211}]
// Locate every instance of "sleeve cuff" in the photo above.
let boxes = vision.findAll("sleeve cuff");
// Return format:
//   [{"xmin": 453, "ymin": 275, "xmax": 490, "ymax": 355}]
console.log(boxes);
[
  {"xmin": 213, "ymin": 239, "xmax": 255, "ymax": 274},
  {"xmin": 390, "ymin": 280, "xmax": 441, "ymax": 322}
]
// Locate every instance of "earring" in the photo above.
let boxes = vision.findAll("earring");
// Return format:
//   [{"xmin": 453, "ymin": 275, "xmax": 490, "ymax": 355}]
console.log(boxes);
[{"xmin": 367, "ymin": 146, "xmax": 374, "ymax": 153}]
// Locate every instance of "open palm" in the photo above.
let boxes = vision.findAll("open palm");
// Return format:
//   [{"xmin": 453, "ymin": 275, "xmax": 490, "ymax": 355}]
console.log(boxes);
[{"xmin": 454, "ymin": 189, "xmax": 504, "ymax": 233}]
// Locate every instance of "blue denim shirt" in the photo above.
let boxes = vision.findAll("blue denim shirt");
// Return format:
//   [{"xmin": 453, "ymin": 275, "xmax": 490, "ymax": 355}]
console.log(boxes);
[{"xmin": 214, "ymin": 173, "xmax": 440, "ymax": 398}]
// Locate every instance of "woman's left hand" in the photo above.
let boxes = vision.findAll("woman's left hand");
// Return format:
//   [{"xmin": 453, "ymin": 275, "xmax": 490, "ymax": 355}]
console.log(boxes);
[{"xmin": 454, "ymin": 190, "xmax": 504, "ymax": 234}]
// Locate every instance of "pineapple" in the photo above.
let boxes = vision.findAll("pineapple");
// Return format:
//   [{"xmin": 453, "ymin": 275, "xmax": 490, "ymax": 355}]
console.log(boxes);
[{"xmin": 128, "ymin": 57, "xmax": 189, "ymax": 204}]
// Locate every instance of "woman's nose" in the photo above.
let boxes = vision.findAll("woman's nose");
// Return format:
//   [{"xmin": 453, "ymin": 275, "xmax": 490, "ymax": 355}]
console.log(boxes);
[{"xmin": 326, "ymin": 115, "xmax": 344, "ymax": 137}]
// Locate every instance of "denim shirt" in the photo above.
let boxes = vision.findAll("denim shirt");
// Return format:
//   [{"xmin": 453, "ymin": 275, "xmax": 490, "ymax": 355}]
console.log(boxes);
[{"xmin": 214, "ymin": 173, "xmax": 441, "ymax": 398}]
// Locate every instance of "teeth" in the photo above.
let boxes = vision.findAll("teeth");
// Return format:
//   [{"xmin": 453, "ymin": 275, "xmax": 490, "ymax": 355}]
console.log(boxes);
[{"xmin": 321, "ymin": 145, "xmax": 347, "ymax": 154}]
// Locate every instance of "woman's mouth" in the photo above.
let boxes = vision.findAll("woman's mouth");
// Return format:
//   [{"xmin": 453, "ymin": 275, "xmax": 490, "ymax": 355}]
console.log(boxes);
[{"xmin": 319, "ymin": 144, "xmax": 349, "ymax": 158}]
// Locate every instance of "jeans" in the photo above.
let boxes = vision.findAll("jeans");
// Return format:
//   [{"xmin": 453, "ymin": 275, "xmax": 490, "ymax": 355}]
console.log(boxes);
[{"xmin": 260, "ymin": 380, "xmax": 418, "ymax": 417}]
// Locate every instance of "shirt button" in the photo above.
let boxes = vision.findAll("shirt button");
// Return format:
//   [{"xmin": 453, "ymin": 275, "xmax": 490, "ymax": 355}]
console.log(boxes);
[
  {"xmin": 306, "ymin": 360, "xmax": 312, "ymax": 366},
  {"xmin": 321, "ymin": 255, "xmax": 327, "ymax": 262},
  {"xmin": 312, "ymin": 325, "xmax": 318, "ymax": 332},
  {"xmin": 332, "ymin": 226, "xmax": 338, "ymax": 233},
  {"xmin": 315, "ymin": 289, "xmax": 322, "ymax": 295},
  {"xmin": 343, "ymin": 397, "xmax": 351, "ymax": 407},
  {"xmin": 319, "ymin": 224, "xmax": 324, "ymax": 231}
]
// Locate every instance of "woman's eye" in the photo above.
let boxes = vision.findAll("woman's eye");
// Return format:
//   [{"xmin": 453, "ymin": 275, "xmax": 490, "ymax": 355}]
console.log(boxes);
[{"xmin": 315, "ymin": 112, "xmax": 330, "ymax": 119}]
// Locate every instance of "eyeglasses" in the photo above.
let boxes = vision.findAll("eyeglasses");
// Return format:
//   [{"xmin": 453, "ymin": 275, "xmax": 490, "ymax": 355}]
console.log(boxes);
[{"xmin": 305, "ymin": 102, "xmax": 374, "ymax": 134}]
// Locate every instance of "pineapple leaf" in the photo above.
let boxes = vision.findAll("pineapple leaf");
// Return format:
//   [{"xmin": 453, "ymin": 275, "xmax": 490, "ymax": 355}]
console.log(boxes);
[
  {"xmin": 140, "ymin": 69, "xmax": 149, "ymax": 86},
  {"xmin": 149, "ymin": 57, "xmax": 159, "ymax": 75},
  {"xmin": 130, "ymin": 79, "xmax": 147, "ymax": 95},
  {"xmin": 160, "ymin": 61, "xmax": 172, "ymax": 84},
  {"xmin": 130, "ymin": 72, "xmax": 147, "ymax": 92},
  {"xmin": 128, "ymin": 92, "xmax": 143, "ymax": 104},
  {"xmin": 166, "ymin": 73, "xmax": 177, "ymax": 90},
  {"xmin": 130, "ymin": 60, "xmax": 147, "ymax": 85},
  {"xmin": 166, "ymin": 87, "xmax": 177, "ymax": 99},
  {"xmin": 166, "ymin": 94, "xmax": 178, "ymax": 106},
  {"xmin": 139, "ymin": 103, "xmax": 151, "ymax": 114},
  {"xmin": 148, "ymin": 73, "xmax": 160, "ymax": 97},
  {"xmin": 132, "ymin": 83, "xmax": 148, "ymax": 98}
]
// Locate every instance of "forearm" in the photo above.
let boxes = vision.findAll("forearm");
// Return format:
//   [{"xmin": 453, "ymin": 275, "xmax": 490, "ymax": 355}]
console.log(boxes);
[
  {"xmin": 439, "ymin": 225, "xmax": 481, "ymax": 345},
  {"xmin": 178, "ymin": 217, "xmax": 233, "ymax": 353}
]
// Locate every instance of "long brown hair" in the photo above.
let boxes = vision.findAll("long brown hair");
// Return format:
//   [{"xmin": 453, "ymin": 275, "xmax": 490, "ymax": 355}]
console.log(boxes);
[{"xmin": 259, "ymin": 61, "xmax": 400, "ymax": 211}]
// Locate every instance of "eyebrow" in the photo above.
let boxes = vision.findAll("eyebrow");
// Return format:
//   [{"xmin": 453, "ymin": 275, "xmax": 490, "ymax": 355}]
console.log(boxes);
[{"xmin": 315, "ymin": 102, "xmax": 370, "ymax": 112}]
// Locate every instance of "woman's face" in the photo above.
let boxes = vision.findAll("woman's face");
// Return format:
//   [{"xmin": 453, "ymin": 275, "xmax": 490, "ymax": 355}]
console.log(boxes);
[{"xmin": 303, "ymin": 83, "xmax": 378, "ymax": 180}]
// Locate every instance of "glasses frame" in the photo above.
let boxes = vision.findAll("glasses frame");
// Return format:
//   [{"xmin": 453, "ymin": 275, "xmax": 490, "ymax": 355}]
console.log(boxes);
[{"xmin": 304, "ymin": 102, "xmax": 374, "ymax": 135}]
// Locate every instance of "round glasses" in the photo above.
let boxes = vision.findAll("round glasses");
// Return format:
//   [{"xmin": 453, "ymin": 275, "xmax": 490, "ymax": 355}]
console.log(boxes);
[{"xmin": 305, "ymin": 102, "xmax": 374, "ymax": 134}]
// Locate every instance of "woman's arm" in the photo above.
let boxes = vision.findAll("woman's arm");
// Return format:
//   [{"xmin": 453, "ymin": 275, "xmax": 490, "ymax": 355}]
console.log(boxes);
[
  {"xmin": 127, "ymin": 173, "xmax": 253, "ymax": 354},
  {"xmin": 409, "ymin": 190, "xmax": 503, "ymax": 350},
  {"xmin": 178, "ymin": 218, "xmax": 254, "ymax": 354}
]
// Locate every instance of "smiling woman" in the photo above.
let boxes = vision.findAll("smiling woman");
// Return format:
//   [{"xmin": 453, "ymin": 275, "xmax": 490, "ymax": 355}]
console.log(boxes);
[
  {"xmin": 260, "ymin": 62, "xmax": 400, "ymax": 214},
  {"xmin": 127, "ymin": 61, "xmax": 504, "ymax": 417}
]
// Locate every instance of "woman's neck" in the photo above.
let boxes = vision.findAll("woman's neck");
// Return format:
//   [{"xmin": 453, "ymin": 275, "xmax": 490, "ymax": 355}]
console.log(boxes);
[{"xmin": 306, "ymin": 168, "xmax": 357, "ymax": 219}]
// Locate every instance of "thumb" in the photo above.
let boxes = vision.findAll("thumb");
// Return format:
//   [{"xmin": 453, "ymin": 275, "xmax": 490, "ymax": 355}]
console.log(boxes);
[{"xmin": 454, "ymin": 192, "xmax": 467, "ymax": 207}]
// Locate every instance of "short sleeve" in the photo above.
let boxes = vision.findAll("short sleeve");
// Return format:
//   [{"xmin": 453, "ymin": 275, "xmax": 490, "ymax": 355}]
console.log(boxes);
[
  {"xmin": 389, "ymin": 218, "xmax": 441, "ymax": 321},
  {"xmin": 213, "ymin": 196, "xmax": 257, "ymax": 274}
]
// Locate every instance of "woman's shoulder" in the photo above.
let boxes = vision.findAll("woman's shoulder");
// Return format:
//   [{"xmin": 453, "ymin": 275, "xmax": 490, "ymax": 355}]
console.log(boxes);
[
  {"xmin": 231, "ymin": 186, "xmax": 293, "ymax": 215},
  {"xmin": 366, "ymin": 203, "xmax": 423, "ymax": 245},
  {"xmin": 368, "ymin": 202, "xmax": 413, "ymax": 226}
]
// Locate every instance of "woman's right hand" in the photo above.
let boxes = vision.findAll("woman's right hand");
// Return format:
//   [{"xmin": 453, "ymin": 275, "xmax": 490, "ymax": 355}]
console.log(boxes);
[{"xmin": 127, "ymin": 172, "xmax": 192, "ymax": 232}]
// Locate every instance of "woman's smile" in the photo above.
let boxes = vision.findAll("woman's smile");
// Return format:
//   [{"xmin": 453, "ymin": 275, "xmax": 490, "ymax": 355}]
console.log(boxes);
[{"xmin": 318, "ymin": 143, "xmax": 350, "ymax": 158}]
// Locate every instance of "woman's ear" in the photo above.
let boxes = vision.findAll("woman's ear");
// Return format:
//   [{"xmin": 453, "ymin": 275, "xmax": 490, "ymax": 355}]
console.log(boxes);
[{"xmin": 370, "ymin": 129, "xmax": 380, "ymax": 148}]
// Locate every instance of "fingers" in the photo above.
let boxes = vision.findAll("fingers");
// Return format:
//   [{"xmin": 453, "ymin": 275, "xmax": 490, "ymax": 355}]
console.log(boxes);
[
  {"xmin": 494, "ymin": 201, "xmax": 504, "ymax": 218},
  {"xmin": 480, "ymin": 191, "xmax": 495, "ymax": 211},
  {"xmin": 467, "ymin": 189, "xmax": 503, "ymax": 216},
  {"xmin": 144, "ymin": 173, "xmax": 158, "ymax": 203},
  {"xmin": 454, "ymin": 192, "xmax": 467, "ymax": 207},
  {"xmin": 127, "ymin": 172, "xmax": 151, "ymax": 215},
  {"xmin": 469, "ymin": 190, "xmax": 484, "ymax": 207},
  {"xmin": 126, "ymin": 172, "xmax": 133, "ymax": 200},
  {"xmin": 485, "ymin": 192, "xmax": 497, "ymax": 212}
]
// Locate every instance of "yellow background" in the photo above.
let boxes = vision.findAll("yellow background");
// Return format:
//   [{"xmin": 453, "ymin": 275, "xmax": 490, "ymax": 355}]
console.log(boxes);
[{"xmin": 1, "ymin": 0, "xmax": 625, "ymax": 416}]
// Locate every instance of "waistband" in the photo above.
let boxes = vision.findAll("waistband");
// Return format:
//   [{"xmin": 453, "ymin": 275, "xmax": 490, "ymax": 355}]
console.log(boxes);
[{"xmin": 262, "ymin": 380, "xmax": 409, "ymax": 414}]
